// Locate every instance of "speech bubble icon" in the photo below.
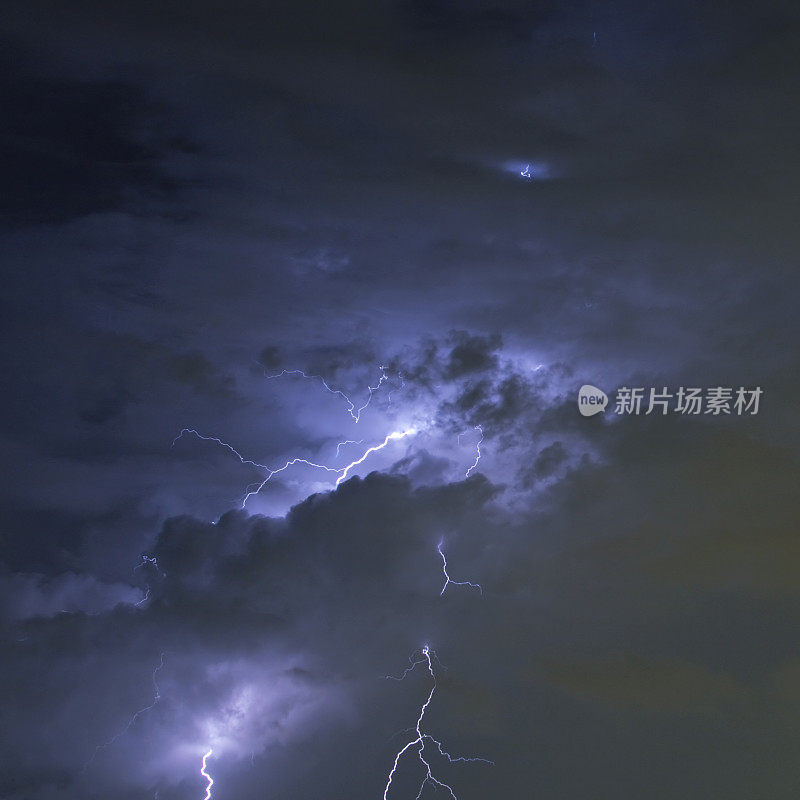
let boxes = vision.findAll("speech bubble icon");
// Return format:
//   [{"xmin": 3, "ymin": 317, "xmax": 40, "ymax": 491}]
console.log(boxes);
[{"xmin": 577, "ymin": 384, "xmax": 608, "ymax": 417}]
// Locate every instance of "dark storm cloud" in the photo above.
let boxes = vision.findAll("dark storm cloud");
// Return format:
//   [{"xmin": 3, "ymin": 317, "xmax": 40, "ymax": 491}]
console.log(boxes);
[
  {"xmin": 444, "ymin": 332, "xmax": 501, "ymax": 379},
  {"xmin": 4, "ymin": 406, "xmax": 800, "ymax": 797},
  {"xmin": 1, "ymin": 474, "xmax": 502, "ymax": 798},
  {"xmin": 540, "ymin": 654, "xmax": 749, "ymax": 715},
  {"xmin": 1, "ymin": 0, "xmax": 800, "ymax": 797},
  {"xmin": 0, "ymin": 47, "xmax": 189, "ymax": 225}
]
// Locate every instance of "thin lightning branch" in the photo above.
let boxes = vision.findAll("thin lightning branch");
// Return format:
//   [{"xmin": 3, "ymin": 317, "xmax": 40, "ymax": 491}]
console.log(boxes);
[
  {"xmin": 134, "ymin": 554, "xmax": 165, "ymax": 577},
  {"xmin": 242, "ymin": 458, "xmax": 343, "ymax": 507},
  {"xmin": 382, "ymin": 647, "xmax": 491, "ymax": 800},
  {"xmin": 133, "ymin": 554, "xmax": 164, "ymax": 609},
  {"xmin": 262, "ymin": 366, "xmax": 392, "ymax": 423},
  {"xmin": 201, "ymin": 749, "xmax": 214, "ymax": 800},
  {"xmin": 83, "ymin": 653, "xmax": 166, "ymax": 770},
  {"xmin": 171, "ymin": 429, "xmax": 268, "ymax": 470},
  {"xmin": 335, "ymin": 439, "xmax": 363, "ymax": 458},
  {"xmin": 135, "ymin": 586, "xmax": 151, "ymax": 607},
  {"xmin": 520, "ymin": 164, "xmax": 532, "ymax": 179},
  {"xmin": 385, "ymin": 650, "xmax": 429, "ymax": 682},
  {"xmin": 463, "ymin": 425, "xmax": 483, "ymax": 478},
  {"xmin": 354, "ymin": 365, "xmax": 389, "ymax": 422},
  {"xmin": 437, "ymin": 542, "xmax": 482, "ymax": 597},
  {"xmin": 386, "ymin": 372, "xmax": 405, "ymax": 405}
]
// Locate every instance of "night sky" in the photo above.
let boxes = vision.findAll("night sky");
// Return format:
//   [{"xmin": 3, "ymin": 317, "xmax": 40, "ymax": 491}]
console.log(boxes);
[{"xmin": 2, "ymin": 1, "xmax": 800, "ymax": 798}]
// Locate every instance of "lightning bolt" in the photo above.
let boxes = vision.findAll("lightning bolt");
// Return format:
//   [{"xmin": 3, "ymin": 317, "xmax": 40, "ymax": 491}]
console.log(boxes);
[
  {"xmin": 134, "ymin": 554, "xmax": 165, "ymax": 577},
  {"xmin": 462, "ymin": 425, "xmax": 483, "ymax": 478},
  {"xmin": 437, "ymin": 542, "xmax": 482, "ymax": 597},
  {"xmin": 334, "ymin": 429, "xmax": 417, "ymax": 486},
  {"xmin": 262, "ymin": 365, "xmax": 393, "ymax": 423},
  {"xmin": 383, "ymin": 646, "xmax": 491, "ymax": 800},
  {"xmin": 172, "ymin": 428, "xmax": 417, "ymax": 507},
  {"xmin": 135, "ymin": 586, "xmax": 151, "ymax": 607},
  {"xmin": 170, "ymin": 429, "xmax": 268, "ymax": 470},
  {"xmin": 387, "ymin": 372, "xmax": 405, "ymax": 405},
  {"xmin": 241, "ymin": 457, "xmax": 344, "ymax": 507},
  {"xmin": 83, "ymin": 653, "xmax": 166, "ymax": 770},
  {"xmin": 201, "ymin": 749, "xmax": 214, "ymax": 800},
  {"xmin": 133, "ymin": 553, "xmax": 165, "ymax": 608},
  {"xmin": 520, "ymin": 164, "xmax": 532, "ymax": 179}
]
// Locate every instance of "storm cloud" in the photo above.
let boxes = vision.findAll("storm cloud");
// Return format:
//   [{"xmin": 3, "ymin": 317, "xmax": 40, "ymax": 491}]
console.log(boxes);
[{"xmin": 1, "ymin": 0, "xmax": 800, "ymax": 798}]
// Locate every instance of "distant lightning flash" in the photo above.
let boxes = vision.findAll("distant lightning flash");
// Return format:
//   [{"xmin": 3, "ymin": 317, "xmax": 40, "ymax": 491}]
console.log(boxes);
[
  {"xmin": 83, "ymin": 653, "xmax": 166, "ymax": 770},
  {"xmin": 520, "ymin": 164, "xmax": 532, "ymax": 180},
  {"xmin": 438, "ymin": 542, "xmax": 482, "ymax": 597},
  {"xmin": 134, "ymin": 554, "xmax": 165, "ymax": 607},
  {"xmin": 172, "ymin": 427, "xmax": 417, "ymax": 507},
  {"xmin": 262, "ymin": 366, "xmax": 393, "ymax": 423},
  {"xmin": 134, "ymin": 554, "xmax": 165, "ymax": 578},
  {"xmin": 135, "ymin": 586, "xmax": 151, "ymax": 607},
  {"xmin": 201, "ymin": 749, "xmax": 214, "ymax": 800},
  {"xmin": 383, "ymin": 647, "xmax": 491, "ymax": 800},
  {"xmin": 462, "ymin": 425, "xmax": 483, "ymax": 478}
]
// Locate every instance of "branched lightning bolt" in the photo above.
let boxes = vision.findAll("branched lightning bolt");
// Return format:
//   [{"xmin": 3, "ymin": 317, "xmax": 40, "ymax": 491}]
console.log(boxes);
[
  {"xmin": 172, "ymin": 428, "xmax": 417, "ymax": 507},
  {"xmin": 242, "ymin": 458, "xmax": 344, "ymax": 507},
  {"xmin": 520, "ymin": 164, "xmax": 532, "ymax": 179},
  {"xmin": 83, "ymin": 653, "xmax": 166, "ymax": 770},
  {"xmin": 262, "ymin": 366, "xmax": 393, "ymax": 423},
  {"xmin": 385, "ymin": 649, "xmax": 430, "ymax": 682},
  {"xmin": 383, "ymin": 647, "xmax": 491, "ymax": 800},
  {"xmin": 462, "ymin": 425, "xmax": 483, "ymax": 478},
  {"xmin": 201, "ymin": 749, "xmax": 214, "ymax": 800},
  {"xmin": 437, "ymin": 542, "xmax": 482, "ymax": 597}
]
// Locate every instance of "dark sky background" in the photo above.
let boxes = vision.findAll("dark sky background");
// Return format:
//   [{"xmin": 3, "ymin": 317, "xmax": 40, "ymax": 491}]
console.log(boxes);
[{"xmin": 2, "ymin": 1, "xmax": 800, "ymax": 798}]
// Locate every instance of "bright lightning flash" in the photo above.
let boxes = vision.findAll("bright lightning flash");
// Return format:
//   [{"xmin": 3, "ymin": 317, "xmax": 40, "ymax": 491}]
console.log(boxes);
[
  {"xmin": 172, "ymin": 427, "xmax": 418, "ymax": 508},
  {"xmin": 383, "ymin": 647, "xmax": 491, "ymax": 800},
  {"xmin": 335, "ymin": 429, "xmax": 417, "ymax": 486},
  {"xmin": 201, "ymin": 749, "xmax": 214, "ymax": 800}
]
